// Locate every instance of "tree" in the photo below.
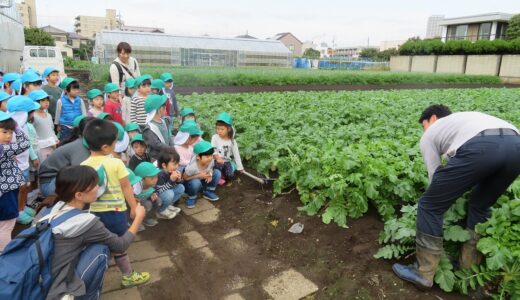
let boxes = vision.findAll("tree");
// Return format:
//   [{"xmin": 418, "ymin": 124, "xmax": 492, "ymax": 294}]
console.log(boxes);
[
  {"xmin": 506, "ymin": 14, "xmax": 520, "ymax": 40},
  {"xmin": 359, "ymin": 48, "xmax": 379, "ymax": 60},
  {"xmin": 24, "ymin": 28, "xmax": 55, "ymax": 46},
  {"xmin": 303, "ymin": 48, "xmax": 321, "ymax": 60},
  {"xmin": 74, "ymin": 40, "xmax": 94, "ymax": 60}
]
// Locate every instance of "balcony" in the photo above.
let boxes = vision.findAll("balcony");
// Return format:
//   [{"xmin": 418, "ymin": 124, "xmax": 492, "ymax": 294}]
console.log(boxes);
[{"xmin": 445, "ymin": 33, "xmax": 506, "ymax": 41}]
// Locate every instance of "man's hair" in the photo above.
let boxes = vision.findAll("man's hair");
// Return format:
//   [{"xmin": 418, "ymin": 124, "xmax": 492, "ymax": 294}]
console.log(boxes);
[
  {"xmin": 117, "ymin": 42, "xmax": 132, "ymax": 54},
  {"xmin": 198, "ymin": 148, "xmax": 214, "ymax": 158},
  {"xmin": 0, "ymin": 118, "xmax": 17, "ymax": 131},
  {"xmin": 158, "ymin": 148, "xmax": 180, "ymax": 167},
  {"xmin": 83, "ymin": 119, "xmax": 118, "ymax": 151},
  {"xmin": 418, "ymin": 104, "xmax": 452, "ymax": 124},
  {"xmin": 65, "ymin": 81, "xmax": 80, "ymax": 93}
]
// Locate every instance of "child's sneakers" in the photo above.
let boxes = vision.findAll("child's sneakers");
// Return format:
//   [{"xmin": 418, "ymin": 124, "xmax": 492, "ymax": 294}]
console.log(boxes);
[
  {"xmin": 218, "ymin": 178, "xmax": 226, "ymax": 186},
  {"xmin": 121, "ymin": 271, "xmax": 151, "ymax": 288},
  {"xmin": 156, "ymin": 209, "xmax": 178, "ymax": 220},
  {"xmin": 203, "ymin": 191, "xmax": 220, "ymax": 202},
  {"xmin": 167, "ymin": 205, "xmax": 181, "ymax": 214},
  {"xmin": 186, "ymin": 197, "xmax": 196, "ymax": 209},
  {"xmin": 143, "ymin": 218, "xmax": 158, "ymax": 227}
]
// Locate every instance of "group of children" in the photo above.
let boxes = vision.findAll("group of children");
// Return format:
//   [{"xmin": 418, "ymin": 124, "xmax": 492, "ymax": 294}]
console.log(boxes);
[{"xmin": 0, "ymin": 68, "xmax": 245, "ymax": 298}]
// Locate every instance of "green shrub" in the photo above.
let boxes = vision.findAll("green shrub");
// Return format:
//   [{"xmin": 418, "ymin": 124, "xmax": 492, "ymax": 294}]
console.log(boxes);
[{"xmin": 398, "ymin": 38, "xmax": 520, "ymax": 55}]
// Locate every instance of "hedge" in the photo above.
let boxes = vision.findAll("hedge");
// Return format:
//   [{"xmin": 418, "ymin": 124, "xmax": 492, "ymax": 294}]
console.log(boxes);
[{"xmin": 399, "ymin": 38, "xmax": 520, "ymax": 56}]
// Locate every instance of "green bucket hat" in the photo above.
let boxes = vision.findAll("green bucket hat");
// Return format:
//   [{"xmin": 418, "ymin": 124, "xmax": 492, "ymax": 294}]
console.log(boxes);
[
  {"xmin": 144, "ymin": 94, "xmax": 167, "ymax": 113},
  {"xmin": 113, "ymin": 121, "xmax": 129, "ymax": 153},
  {"xmin": 104, "ymin": 83, "xmax": 120, "ymax": 93},
  {"xmin": 135, "ymin": 74, "xmax": 153, "ymax": 87},
  {"xmin": 194, "ymin": 140, "xmax": 213, "ymax": 155},
  {"xmin": 73, "ymin": 115, "xmax": 86, "ymax": 127},
  {"xmin": 160, "ymin": 73, "xmax": 173, "ymax": 82},
  {"xmin": 59, "ymin": 77, "xmax": 78, "ymax": 89},
  {"xmin": 87, "ymin": 89, "xmax": 103, "ymax": 100},
  {"xmin": 181, "ymin": 107, "xmax": 195, "ymax": 118},
  {"xmin": 98, "ymin": 112, "xmax": 111, "ymax": 120},
  {"xmin": 125, "ymin": 78, "xmax": 137, "ymax": 89},
  {"xmin": 180, "ymin": 120, "xmax": 203, "ymax": 136},
  {"xmin": 151, "ymin": 79, "xmax": 165, "ymax": 90},
  {"xmin": 216, "ymin": 112, "xmax": 233, "ymax": 126},
  {"xmin": 127, "ymin": 168, "xmax": 142, "ymax": 186},
  {"xmin": 135, "ymin": 161, "xmax": 161, "ymax": 178},
  {"xmin": 125, "ymin": 122, "xmax": 140, "ymax": 132},
  {"xmin": 130, "ymin": 133, "xmax": 145, "ymax": 144}
]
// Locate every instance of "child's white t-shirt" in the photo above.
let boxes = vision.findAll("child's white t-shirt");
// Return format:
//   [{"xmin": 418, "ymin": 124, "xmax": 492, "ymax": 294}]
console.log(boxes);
[{"xmin": 211, "ymin": 134, "xmax": 244, "ymax": 171}]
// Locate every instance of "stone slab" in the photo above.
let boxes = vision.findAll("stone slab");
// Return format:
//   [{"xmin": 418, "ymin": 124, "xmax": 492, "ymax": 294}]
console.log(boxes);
[
  {"xmin": 222, "ymin": 229, "xmax": 242, "ymax": 240},
  {"xmin": 179, "ymin": 198, "xmax": 215, "ymax": 216},
  {"xmin": 222, "ymin": 293, "xmax": 246, "ymax": 300},
  {"xmin": 101, "ymin": 287, "xmax": 141, "ymax": 300},
  {"xmin": 182, "ymin": 230, "xmax": 209, "ymax": 249},
  {"xmin": 190, "ymin": 207, "xmax": 221, "ymax": 224},
  {"xmin": 263, "ymin": 268, "xmax": 318, "ymax": 300},
  {"xmin": 127, "ymin": 240, "xmax": 169, "ymax": 262}
]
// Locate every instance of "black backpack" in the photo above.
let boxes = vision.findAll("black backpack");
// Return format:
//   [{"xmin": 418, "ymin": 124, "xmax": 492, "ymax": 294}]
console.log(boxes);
[{"xmin": 109, "ymin": 60, "xmax": 137, "ymax": 85}]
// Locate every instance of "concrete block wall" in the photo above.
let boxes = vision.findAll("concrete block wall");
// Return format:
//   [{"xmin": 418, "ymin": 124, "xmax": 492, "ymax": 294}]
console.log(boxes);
[
  {"xmin": 410, "ymin": 56, "xmax": 437, "ymax": 73},
  {"xmin": 436, "ymin": 56, "xmax": 466, "ymax": 74},
  {"xmin": 389, "ymin": 56, "xmax": 411, "ymax": 72},
  {"xmin": 465, "ymin": 55, "xmax": 501, "ymax": 76},
  {"xmin": 499, "ymin": 55, "xmax": 520, "ymax": 78}
]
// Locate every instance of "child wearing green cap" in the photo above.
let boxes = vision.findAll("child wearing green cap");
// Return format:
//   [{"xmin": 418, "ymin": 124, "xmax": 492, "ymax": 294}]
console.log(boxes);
[
  {"xmin": 174, "ymin": 119, "xmax": 203, "ymax": 171},
  {"xmin": 54, "ymin": 78, "xmax": 87, "ymax": 143},
  {"xmin": 103, "ymin": 83, "xmax": 124, "ymax": 126},
  {"xmin": 183, "ymin": 140, "xmax": 221, "ymax": 208},
  {"xmin": 128, "ymin": 134, "xmax": 151, "ymax": 171},
  {"xmin": 122, "ymin": 78, "xmax": 136, "ymax": 125},
  {"xmin": 87, "ymin": 89, "xmax": 104, "ymax": 118},
  {"xmin": 130, "ymin": 75, "xmax": 152, "ymax": 127},
  {"xmin": 41, "ymin": 67, "xmax": 62, "ymax": 119},
  {"xmin": 0, "ymin": 112, "xmax": 30, "ymax": 252},
  {"xmin": 160, "ymin": 73, "xmax": 180, "ymax": 120},
  {"xmin": 142, "ymin": 94, "xmax": 174, "ymax": 161},
  {"xmin": 212, "ymin": 112, "xmax": 244, "ymax": 185}
]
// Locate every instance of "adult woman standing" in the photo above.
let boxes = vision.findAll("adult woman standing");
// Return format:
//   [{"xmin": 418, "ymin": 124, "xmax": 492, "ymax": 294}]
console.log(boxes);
[{"xmin": 109, "ymin": 42, "xmax": 141, "ymax": 93}]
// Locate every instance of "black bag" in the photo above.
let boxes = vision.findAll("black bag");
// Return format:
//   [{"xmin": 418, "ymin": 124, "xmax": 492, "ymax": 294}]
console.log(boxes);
[{"xmin": 109, "ymin": 60, "xmax": 137, "ymax": 84}]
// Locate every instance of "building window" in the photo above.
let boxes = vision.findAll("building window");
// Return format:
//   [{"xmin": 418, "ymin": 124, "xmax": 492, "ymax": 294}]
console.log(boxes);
[
  {"xmin": 496, "ymin": 23, "xmax": 508, "ymax": 39},
  {"xmin": 478, "ymin": 22, "xmax": 492, "ymax": 40},
  {"xmin": 448, "ymin": 25, "xmax": 468, "ymax": 40}
]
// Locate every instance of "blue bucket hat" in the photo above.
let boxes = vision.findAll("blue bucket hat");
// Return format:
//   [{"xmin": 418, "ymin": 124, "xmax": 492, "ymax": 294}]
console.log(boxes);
[
  {"xmin": 0, "ymin": 91, "xmax": 11, "ymax": 102},
  {"xmin": 2, "ymin": 73, "xmax": 21, "ymax": 83},
  {"xmin": 0, "ymin": 111, "xmax": 14, "ymax": 122},
  {"xmin": 11, "ymin": 79, "xmax": 22, "ymax": 93},
  {"xmin": 21, "ymin": 71, "xmax": 41, "ymax": 84},
  {"xmin": 7, "ymin": 95, "xmax": 41, "ymax": 112},
  {"xmin": 42, "ymin": 67, "xmax": 59, "ymax": 79},
  {"xmin": 29, "ymin": 90, "xmax": 50, "ymax": 102}
]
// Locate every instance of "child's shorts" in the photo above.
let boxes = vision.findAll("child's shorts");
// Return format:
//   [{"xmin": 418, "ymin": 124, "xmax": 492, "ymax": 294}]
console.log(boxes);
[{"xmin": 93, "ymin": 211, "xmax": 128, "ymax": 237}]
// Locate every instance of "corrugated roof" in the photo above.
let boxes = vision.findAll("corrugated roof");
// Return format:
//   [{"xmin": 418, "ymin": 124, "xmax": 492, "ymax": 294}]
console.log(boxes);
[{"xmin": 95, "ymin": 30, "xmax": 291, "ymax": 54}]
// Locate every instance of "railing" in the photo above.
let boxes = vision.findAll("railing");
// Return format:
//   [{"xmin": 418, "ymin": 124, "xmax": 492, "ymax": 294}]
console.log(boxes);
[{"xmin": 445, "ymin": 34, "xmax": 506, "ymax": 41}]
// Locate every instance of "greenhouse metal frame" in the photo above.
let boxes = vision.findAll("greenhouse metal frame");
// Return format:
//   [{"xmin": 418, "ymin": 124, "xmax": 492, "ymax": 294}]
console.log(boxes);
[{"xmin": 94, "ymin": 31, "xmax": 292, "ymax": 67}]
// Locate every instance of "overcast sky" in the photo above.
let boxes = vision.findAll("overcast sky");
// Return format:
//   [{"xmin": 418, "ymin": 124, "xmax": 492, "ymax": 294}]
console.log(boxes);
[{"xmin": 33, "ymin": 0, "xmax": 519, "ymax": 47}]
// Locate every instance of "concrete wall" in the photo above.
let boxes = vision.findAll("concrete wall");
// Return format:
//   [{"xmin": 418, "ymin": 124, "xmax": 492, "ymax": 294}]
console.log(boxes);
[
  {"xmin": 411, "ymin": 56, "xmax": 437, "ymax": 73},
  {"xmin": 499, "ymin": 55, "xmax": 520, "ymax": 78},
  {"xmin": 465, "ymin": 55, "xmax": 501, "ymax": 76},
  {"xmin": 436, "ymin": 55, "xmax": 466, "ymax": 74},
  {"xmin": 389, "ymin": 56, "xmax": 411, "ymax": 72}
]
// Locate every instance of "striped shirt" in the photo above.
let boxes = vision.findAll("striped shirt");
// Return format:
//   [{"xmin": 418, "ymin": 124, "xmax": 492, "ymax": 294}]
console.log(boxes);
[{"xmin": 130, "ymin": 94, "xmax": 147, "ymax": 126}]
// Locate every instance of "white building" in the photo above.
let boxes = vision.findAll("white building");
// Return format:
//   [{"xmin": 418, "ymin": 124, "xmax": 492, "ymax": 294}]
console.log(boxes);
[
  {"xmin": 379, "ymin": 40, "xmax": 406, "ymax": 51},
  {"xmin": 426, "ymin": 15, "xmax": 445, "ymax": 39},
  {"xmin": 438, "ymin": 12, "xmax": 513, "ymax": 42}
]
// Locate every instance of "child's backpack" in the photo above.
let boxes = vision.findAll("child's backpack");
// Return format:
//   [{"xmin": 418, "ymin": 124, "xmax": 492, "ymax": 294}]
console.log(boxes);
[{"xmin": 0, "ymin": 209, "xmax": 82, "ymax": 300}]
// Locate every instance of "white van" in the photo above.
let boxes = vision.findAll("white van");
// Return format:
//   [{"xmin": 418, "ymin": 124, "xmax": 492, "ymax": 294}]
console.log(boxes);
[{"xmin": 21, "ymin": 46, "xmax": 66, "ymax": 77}]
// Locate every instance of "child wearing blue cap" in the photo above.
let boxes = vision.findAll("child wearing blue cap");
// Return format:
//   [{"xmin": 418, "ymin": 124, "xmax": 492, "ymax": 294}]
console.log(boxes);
[
  {"xmin": 20, "ymin": 70, "xmax": 42, "ymax": 96},
  {"xmin": 0, "ymin": 91, "xmax": 10, "ymax": 112},
  {"xmin": 30, "ymin": 90, "xmax": 58, "ymax": 162},
  {"xmin": 0, "ymin": 111, "xmax": 30, "ymax": 253},
  {"xmin": 2, "ymin": 73, "xmax": 20, "ymax": 96},
  {"xmin": 41, "ymin": 67, "xmax": 62, "ymax": 119},
  {"xmin": 54, "ymin": 78, "xmax": 87, "ymax": 143}
]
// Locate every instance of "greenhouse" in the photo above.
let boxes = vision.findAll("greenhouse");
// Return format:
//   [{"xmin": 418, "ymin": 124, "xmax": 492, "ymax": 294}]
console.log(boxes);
[{"xmin": 94, "ymin": 30, "xmax": 292, "ymax": 67}]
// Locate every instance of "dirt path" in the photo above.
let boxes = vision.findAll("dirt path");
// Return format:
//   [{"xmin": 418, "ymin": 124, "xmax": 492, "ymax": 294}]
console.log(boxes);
[
  {"xmin": 174, "ymin": 83, "xmax": 518, "ymax": 95},
  {"xmin": 101, "ymin": 174, "xmax": 468, "ymax": 300}
]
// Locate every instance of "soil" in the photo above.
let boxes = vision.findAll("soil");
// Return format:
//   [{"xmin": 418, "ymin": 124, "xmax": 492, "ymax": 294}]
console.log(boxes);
[{"xmin": 133, "ymin": 172, "xmax": 469, "ymax": 300}]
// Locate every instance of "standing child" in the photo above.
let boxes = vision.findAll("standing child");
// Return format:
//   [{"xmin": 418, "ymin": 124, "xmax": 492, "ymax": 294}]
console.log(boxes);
[
  {"xmin": 20, "ymin": 70, "xmax": 42, "ymax": 96},
  {"xmin": 122, "ymin": 78, "xmax": 136, "ymax": 124},
  {"xmin": 29, "ymin": 90, "xmax": 59, "ymax": 162},
  {"xmin": 2, "ymin": 73, "xmax": 21, "ymax": 96},
  {"xmin": 80, "ymin": 119, "xmax": 150, "ymax": 288},
  {"xmin": 87, "ymin": 89, "xmax": 104, "ymax": 118},
  {"xmin": 128, "ymin": 134, "xmax": 151, "ymax": 170},
  {"xmin": 180, "ymin": 107, "xmax": 197, "ymax": 126},
  {"xmin": 156, "ymin": 149, "xmax": 184, "ymax": 216},
  {"xmin": 150, "ymin": 79, "xmax": 164, "ymax": 95},
  {"xmin": 0, "ymin": 111, "xmax": 30, "ymax": 252},
  {"xmin": 55, "ymin": 78, "xmax": 87, "ymax": 143},
  {"xmin": 104, "ymin": 83, "xmax": 124, "ymax": 126},
  {"xmin": 130, "ymin": 75, "xmax": 152, "ymax": 128},
  {"xmin": 160, "ymin": 72, "xmax": 180, "ymax": 120},
  {"xmin": 212, "ymin": 112, "xmax": 244, "ymax": 185},
  {"xmin": 142, "ymin": 94, "xmax": 174, "ymax": 161},
  {"xmin": 6, "ymin": 96, "xmax": 40, "ymax": 224},
  {"xmin": 41, "ymin": 67, "xmax": 62, "ymax": 120},
  {"xmin": 183, "ymin": 141, "xmax": 221, "ymax": 208},
  {"xmin": 134, "ymin": 162, "xmax": 176, "ymax": 225}
]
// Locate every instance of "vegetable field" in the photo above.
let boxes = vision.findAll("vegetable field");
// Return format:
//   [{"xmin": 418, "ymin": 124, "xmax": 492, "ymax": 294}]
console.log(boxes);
[{"xmin": 181, "ymin": 88, "xmax": 520, "ymax": 298}]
